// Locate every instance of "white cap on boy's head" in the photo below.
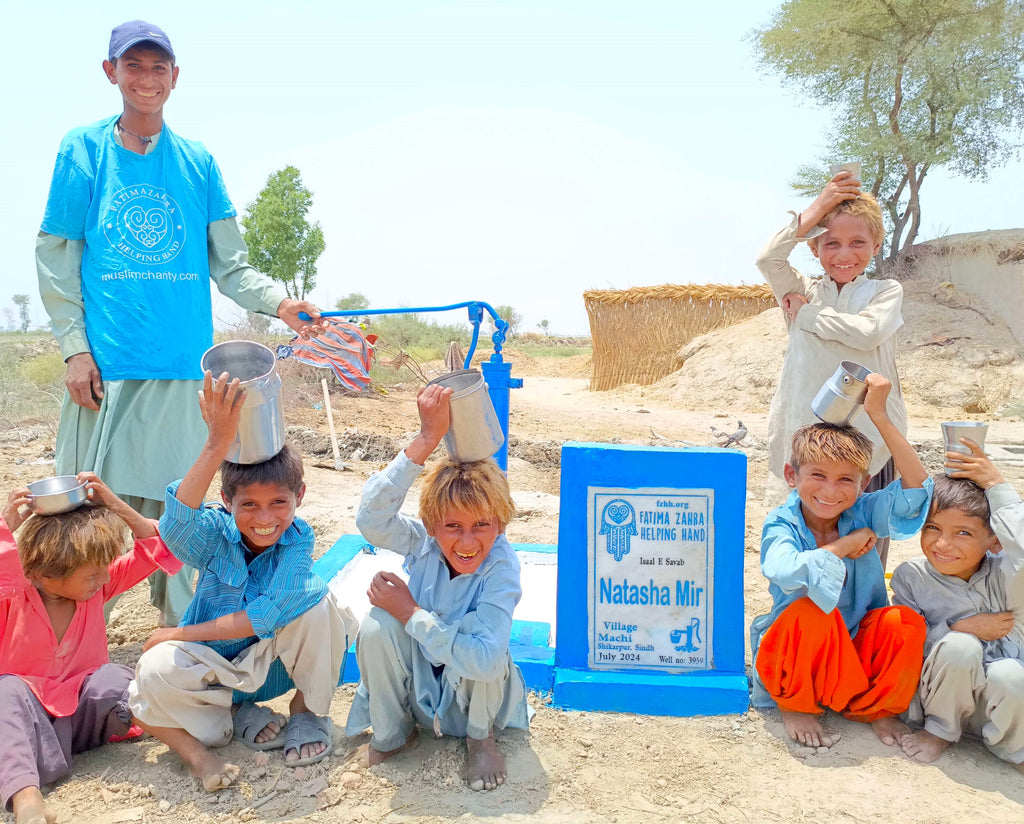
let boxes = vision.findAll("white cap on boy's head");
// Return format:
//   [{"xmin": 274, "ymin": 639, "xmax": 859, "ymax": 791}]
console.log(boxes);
[{"xmin": 108, "ymin": 20, "xmax": 176, "ymax": 61}]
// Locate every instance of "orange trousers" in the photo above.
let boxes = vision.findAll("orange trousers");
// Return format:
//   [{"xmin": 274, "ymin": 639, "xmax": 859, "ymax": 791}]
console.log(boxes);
[{"xmin": 756, "ymin": 597, "xmax": 926, "ymax": 722}]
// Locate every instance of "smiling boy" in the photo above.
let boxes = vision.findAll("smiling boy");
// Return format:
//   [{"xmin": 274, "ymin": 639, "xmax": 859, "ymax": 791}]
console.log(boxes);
[
  {"xmin": 345, "ymin": 383, "xmax": 531, "ymax": 791},
  {"xmin": 757, "ymin": 173, "xmax": 907, "ymax": 569},
  {"xmin": 891, "ymin": 441, "xmax": 1024, "ymax": 769},
  {"xmin": 127, "ymin": 373, "xmax": 355, "ymax": 791},
  {"xmin": 750, "ymin": 373, "xmax": 932, "ymax": 751}
]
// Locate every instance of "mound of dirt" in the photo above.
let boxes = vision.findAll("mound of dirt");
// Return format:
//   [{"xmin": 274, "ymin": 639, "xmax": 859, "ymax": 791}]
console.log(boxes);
[{"xmin": 647, "ymin": 279, "xmax": 1024, "ymax": 418}]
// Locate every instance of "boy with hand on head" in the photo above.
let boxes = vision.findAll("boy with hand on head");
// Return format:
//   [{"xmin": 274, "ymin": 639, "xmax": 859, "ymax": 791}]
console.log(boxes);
[
  {"xmin": 750, "ymin": 373, "xmax": 932, "ymax": 751},
  {"xmin": 891, "ymin": 440, "xmax": 1024, "ymax": 769},
  {"xmin": 345, "ymin": 382, "xmax": 531, "ymax": 792},
  {"xmin": 1, "ymin": 474, "xmax": 181, "ymax": 824},
  {"xmin": 128, "ymin": 373, "xmax": 355, "ymax": 792},
  {"xmin": 757, "ymin": 171, "xmax": 907, "ymax": 568}
]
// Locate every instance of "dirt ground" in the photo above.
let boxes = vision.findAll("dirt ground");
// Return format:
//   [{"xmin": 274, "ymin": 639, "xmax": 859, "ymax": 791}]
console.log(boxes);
[{"xmin": 5, "ymin": 283, "xmax": 1024, "ymax": 823}]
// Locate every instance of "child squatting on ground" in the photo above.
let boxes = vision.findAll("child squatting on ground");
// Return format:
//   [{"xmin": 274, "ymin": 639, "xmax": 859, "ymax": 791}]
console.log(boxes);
[
  {"xmin": 757, "ymin": 171, "xmax": 907, "ymax": 569},
  {"xmin": 749, "ymin": 372, "xmax": 932, "ymax": 750},
  {"xmin": 0, "ymin": 474, "xmax": 182, "ymax": 824},
  {"xmin": 345, "ymin": 382, "xmax": 532, "ymax": 791},
  {"xmin": 891, "ymin": 440, "xmax": 1024, "ymax": 770},
  {"xmin": 128, "ymin": 372, "xmax": 357, "ymax": 792}
]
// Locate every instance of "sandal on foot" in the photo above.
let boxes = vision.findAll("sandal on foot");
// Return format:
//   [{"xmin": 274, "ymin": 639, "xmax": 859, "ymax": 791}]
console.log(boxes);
[
  {"xmin": 233, "ymin": 701, "xmax": 287, "ymax": 751},
  {"xmin": 283, "ymin": 712, "xmax": 333, "ymax": 766}
]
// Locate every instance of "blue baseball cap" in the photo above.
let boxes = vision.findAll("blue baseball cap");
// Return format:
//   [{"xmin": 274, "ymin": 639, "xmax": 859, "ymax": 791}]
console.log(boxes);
[{"xmin": 108, "ymin": 20, "xmax": 176, "ymax": 61}]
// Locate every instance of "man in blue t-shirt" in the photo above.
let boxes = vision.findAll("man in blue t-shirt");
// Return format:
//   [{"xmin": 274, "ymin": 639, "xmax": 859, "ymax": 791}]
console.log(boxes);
[{"xmin": 36, "ymin": 20, "xmax": 327, "ymax": 627}]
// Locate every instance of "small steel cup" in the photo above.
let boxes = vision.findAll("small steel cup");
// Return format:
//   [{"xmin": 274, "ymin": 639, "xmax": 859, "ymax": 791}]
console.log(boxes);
[
  {"xmin": 830, "ymin": 161, "xmax": 862, "ymax": 179},
  {"xmin": 811, "ymin": 361, "xmax": 871, "ymax": 425},
  {"xmin": 941, "ymin": 421, "xmax": 988, "ymax": 476}
]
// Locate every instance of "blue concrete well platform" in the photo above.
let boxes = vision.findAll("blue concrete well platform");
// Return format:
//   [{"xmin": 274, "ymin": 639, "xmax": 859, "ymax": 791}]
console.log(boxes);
[{"xmin": 314, "ymin": 535, "xmax": 558, "ymax": 691}]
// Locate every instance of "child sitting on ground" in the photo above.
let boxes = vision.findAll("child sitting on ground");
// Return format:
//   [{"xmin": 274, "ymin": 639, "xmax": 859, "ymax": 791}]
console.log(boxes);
[
  {"xmin": 345, "ymin": 382, "xmax": 531, "ymax": 791},
  {"xmin": 750, "ymin": 373, "xmax": 931, "ymax": 750},
  {"xmin": 757, "ymin": 171, "xmax": 907, "ymax": 569},
  {"xmin": 1, "ymin": 474, "xmax": 181, "ymax": 824},
  {"xmin": 891, "ymin": 440, "xmax": 1024, "ymax": 769},
  {"xmin": 128, "ymin": 372, "xmax": 355, "ymax": 791}
]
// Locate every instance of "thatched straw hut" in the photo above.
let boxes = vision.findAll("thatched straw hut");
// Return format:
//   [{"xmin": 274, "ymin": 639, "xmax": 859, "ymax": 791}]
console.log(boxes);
[{"xmin": 584, "ymin": 283, "xmax": 776, "ymax": 391}]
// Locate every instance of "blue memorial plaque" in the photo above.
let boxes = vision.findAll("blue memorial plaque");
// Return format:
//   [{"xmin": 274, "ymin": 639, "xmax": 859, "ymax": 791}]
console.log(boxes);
[
  {"xmin": 554, "ymin": 442, "xmax": 748, "ymax": 716},
  {"xmin": 589, "ymin": 488, "xmax": 713, "ymax": 671}
]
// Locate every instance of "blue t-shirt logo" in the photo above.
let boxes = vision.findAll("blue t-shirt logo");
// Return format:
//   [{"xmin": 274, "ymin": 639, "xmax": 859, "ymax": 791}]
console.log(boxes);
[
  {"xmin": 104, "ymin": 185, "xmax": 186, "ymax": 264},
  {"xmin": 40, "ymin": 117, "xmax": 238, "ymax": 380}
]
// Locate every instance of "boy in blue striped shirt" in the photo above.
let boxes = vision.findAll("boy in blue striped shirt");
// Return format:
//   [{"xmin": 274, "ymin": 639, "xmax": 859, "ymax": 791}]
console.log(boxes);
[{"xmin": 128, "ymin": 372, "xmax": 355, "ymax": 791}]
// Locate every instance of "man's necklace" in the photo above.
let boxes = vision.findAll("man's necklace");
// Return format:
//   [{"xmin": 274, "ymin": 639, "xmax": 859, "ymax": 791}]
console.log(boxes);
[{"xmin": 116, "ymin": 118, "xmax": 156, "ymax": 144}]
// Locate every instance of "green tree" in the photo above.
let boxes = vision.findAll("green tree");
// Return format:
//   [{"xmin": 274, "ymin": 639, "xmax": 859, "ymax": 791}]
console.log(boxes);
[
  {"xmin": 335, "ymin": 292, "xmax": 370, "ymax": 312},
  {"xmin": 489, "ymin": 304, "xmax": 523, "ymax": 337},
  {"xmin": 335, "ymin": 292, "xmax": 371, "ymax": 324},
  {"xmin": 754, "ymin": 0, "xmax": 1024, "ymax": 265},
  {"xmin": 537, "ymin": 319, "xmax": 550, "ymax": 336},
  {"xmin": 12, "ymin": 294, "xmax": 30, "ymax": 333},
  {"xmin": 241, "ymin": 166, "xmax": 325, "ymax": 299}
]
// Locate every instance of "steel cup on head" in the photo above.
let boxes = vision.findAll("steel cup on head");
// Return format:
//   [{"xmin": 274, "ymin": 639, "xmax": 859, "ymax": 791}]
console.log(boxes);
[
  {"xmin": 830, "ymin": 161, "xmax": 862, "ymax": 179},
  {"xmin": 941, "ymin": 421, "xmax": 988, "ymax": 477}
]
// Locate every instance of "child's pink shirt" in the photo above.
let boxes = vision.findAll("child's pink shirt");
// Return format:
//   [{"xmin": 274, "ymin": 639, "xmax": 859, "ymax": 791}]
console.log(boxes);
[{"xmin": 0, "ymin": 515, "xmax": 182, "ymax": 717}]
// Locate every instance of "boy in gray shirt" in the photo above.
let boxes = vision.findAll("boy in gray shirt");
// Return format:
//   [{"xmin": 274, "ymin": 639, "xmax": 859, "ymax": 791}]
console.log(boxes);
[{"xmin": 891, "ymin": 439, "xmax": 1024, "ymax": 768}]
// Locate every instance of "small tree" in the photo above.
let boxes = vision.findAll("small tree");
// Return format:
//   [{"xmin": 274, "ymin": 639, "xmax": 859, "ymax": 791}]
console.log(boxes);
[
  {"xmin": 335, "ymin": 292, "xmax": 370, "ymax": 324},
  {"xmin": 754, "ymin": 0, "xmax": 1024, "ymax": 265},
  {"xmin": 12, "ymin": 294, "xmax": 30, "ymax": 333},
  {"xmin": 489, "ymin": 304, "xmax": 523, "ymax": 337},
  {"xmin": 241, "ymin": 166, "xmax": 325, "ymax": 300},
  {"xmin": 537, "ymin": 319, "xmax": 550, "ymax": 336},
  {"xmin": 244, "ymin": 311, "xmax": 273, "ymax": 336}
]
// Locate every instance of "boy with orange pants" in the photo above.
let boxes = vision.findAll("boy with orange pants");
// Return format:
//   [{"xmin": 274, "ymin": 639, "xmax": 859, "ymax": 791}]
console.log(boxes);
[{"xmin": 750, "ymin": 373, "xmax": 931, "ymax": 750}]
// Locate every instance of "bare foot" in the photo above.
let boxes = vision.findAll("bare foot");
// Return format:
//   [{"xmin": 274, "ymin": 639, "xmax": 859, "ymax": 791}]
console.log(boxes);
[
  {"xmin": 186, "ymin": 749, "xmax": 241, "ymax": 791},
  {"xmin": 11, "ymin": 787, "xmax": 56, "ymax": 824},
  {"xmin": 900, "ymin": 729, "xmax": 953, "ymax": 763},
  {"xmin": 780, "ymin": 710, "xmax": 834, "ymax": 748},
  {"xmin": 253, "ymin": 715, "xmax": 286, "ymax": 747},
  {"xmin": 358, "ymin": 729, "xmax": 419, "ymax": 767},
  {"xmin": 464, "ymin": 734, "xmax": 506, "ymax": 791},
  {"xmin": 871, "ymin": 715, "xmax": 910, "ymax": 746}
]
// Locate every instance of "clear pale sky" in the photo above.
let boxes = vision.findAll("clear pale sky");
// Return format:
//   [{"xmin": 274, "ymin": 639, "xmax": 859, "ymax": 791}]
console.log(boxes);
[{"xmin": 3, "ymin": 0, "xmax": 1021, "ymax": 336}]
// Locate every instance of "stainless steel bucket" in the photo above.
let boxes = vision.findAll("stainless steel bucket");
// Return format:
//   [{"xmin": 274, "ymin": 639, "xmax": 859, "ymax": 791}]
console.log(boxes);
[
  {"xmin": 200, "ymin": 341, "xmax": 285, "ymax": 464},
  {"xmin": 426, "ymin": 369, "xmax": 505, "ymax": 463},
  {"xmin": 811, "ymin": 360, "xmax": 871, "ymax": 426}
]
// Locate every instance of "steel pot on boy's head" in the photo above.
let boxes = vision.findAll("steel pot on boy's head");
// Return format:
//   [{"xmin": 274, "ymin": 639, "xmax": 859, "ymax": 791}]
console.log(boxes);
[
  {"xmin": 28, "ymin": 475, "xmax": 89, "ymax": 515},
  {"xmin": 200, "ymin": 341, "xmax": 285, "ymax": 465},
  {"xmin": 811, "ymin": 360, "xmax": 872, "ymax": 426},
  {"xmin": 426, "ymin": 369, "xmax": 505, "ymax": 463}
]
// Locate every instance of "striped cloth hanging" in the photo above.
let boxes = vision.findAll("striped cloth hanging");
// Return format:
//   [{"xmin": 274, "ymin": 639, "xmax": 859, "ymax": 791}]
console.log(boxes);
[{"xmin": 277, "ymin": 320, "xmax": 377, "ymax": 391}]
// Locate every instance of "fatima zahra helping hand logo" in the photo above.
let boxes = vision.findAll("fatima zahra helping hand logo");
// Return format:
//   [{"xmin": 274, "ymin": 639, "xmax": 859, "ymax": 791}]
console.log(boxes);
[
  {"xmin": 600, "ymin": 499, "xmax": 636, "ymax": 562},
  {"xmin": 104, "ymin": 186, "xmax": 185, "ymax": 264}
]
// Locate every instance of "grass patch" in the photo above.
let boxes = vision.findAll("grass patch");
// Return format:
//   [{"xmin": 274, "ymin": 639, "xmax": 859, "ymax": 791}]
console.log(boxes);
[
  {"xmin": 0, "ymin": 343, "xmax": 63, "ymax": 429},
  {"xmin": 512, "ymin": 343, "xmax": 592, "ymax": 358}
]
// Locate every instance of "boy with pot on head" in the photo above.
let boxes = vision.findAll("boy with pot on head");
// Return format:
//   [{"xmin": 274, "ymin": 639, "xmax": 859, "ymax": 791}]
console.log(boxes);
[
  {"xmin": 346, "ymin": 382, "xmax": 531, "ymax": 791},
  {"xmin": 128, "ymin": 373, "xmax": 356, "ymax": 792},
  {"xmin": 757, "ymin": 170, "xmax": 907, "ymax": 569},
  {"xmin": 750, "ymin": 372, "xmax": 932, "ymax": 751},
  {"xmin": 1, "ymin": 475, "xmax": 181, "ymax": 824},
  {"xmin": 36, "ymin": 19, "xmax": 325, "ymax": 628},
  {"xmin": 891, "ymin": 440, "xmax": 1024, "ymax": 770}
]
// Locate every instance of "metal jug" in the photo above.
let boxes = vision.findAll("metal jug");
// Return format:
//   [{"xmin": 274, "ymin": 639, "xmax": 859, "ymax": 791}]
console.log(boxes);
[
  {"xmin": 811, "ymin": 361, "xmax": 871, "ymax": 426},
  {"xmin": 200, "ymin": 341, "xmax": 285, "ymax": 464},
  {"xmin": 426, "ymin": 369, "xmax": 505, "ymax": 463}
]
